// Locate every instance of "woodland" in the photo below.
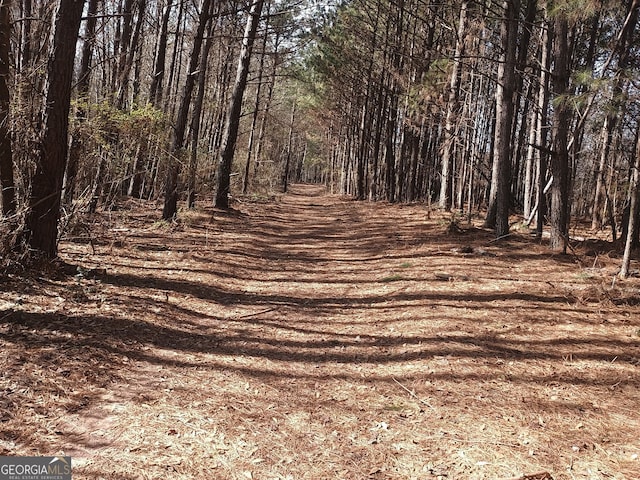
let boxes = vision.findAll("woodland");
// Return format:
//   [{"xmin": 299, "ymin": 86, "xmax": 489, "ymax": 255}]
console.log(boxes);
[
  {"xmin": 0, "ymin": 0, "xmax": 640, "ymax": 479},
  {"xmin": 0, "ymin": 0, "xmax": 638, "ymax": 261}
]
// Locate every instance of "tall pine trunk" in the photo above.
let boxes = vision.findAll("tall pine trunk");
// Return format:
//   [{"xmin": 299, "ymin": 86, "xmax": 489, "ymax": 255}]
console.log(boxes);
[
  {"xmin": 242, "ymin": 0, "xmax": 270, "ymax": 194},
  {"xmin": 494, "ymin": 0, "xmax": 519, "ymax": 237},
  {"xmin": 619, "ymin": 129, "xmax": 640, "ymax": 277},
  {"xmin": 485, "ymin": 0, "xmax": 519, "ymax": 232},
  {"xmin": 591, "ymin": 0, "xmax": 638, "ymax": 230},
  {"xmin": 187, "ymin": 15, "xmax": 215, "ymax": 208},
  {"xmin": 24, "ymin": 0, "xmax": 85, "ymax": 257},
  {"xmin": 116, "ymin": 0, "xmax": 147, "ymax": 109},
  {"xmin": 0, "ymin": 0, "xmax": 15, "ymax": 216},
  {"xmin": 149, "ymin": 0, "xmax": 173, "ymax": 108},
  {"xmin": 162, "ymin": 0, "xmax": 213, "ymax": 219},
  {"xmin": 63, "ymin": 0, "xmax": 99, "ymax": 207},
  {"xmin": 535, "ymin": 14, "xmax": 553, "ymax": 238},
  {"xmin": 439, "ymin": 1, "xmax": 467, "ymax": 211},
  {"xmin": 215, "ymin": 0, "xmax": 264, "ymax": 209},
  {"xmin": 282, "ymin": 101, "xmax": 296, "ymax": 193},
  {"xmin": 549, "ymin": 11, "xmax": 571, "ymax": 253}
]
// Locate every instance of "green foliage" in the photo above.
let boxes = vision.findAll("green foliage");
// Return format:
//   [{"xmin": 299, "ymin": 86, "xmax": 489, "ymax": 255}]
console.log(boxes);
[
  {"xmin": 551, "ymin": 92, "xmax": 576, "ymax": 113},
  {"xmin": 72, "ymin": 101, "xmax": 168, "ymax": 148},
  {"xmin": 65, "ymin": 101, "xmax": 171, "ymax": 208},
  {"xmin": 548, "ymin": 0, "xmax": 602, "ymax": 22},
  {"xmin": 406, "ymin": 58, "xmax": 450, "ymax": 117}
]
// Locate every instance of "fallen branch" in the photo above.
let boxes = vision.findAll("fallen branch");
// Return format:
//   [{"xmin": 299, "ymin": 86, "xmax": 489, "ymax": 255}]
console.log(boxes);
[
  {"xmin": 235, "ymin": 307, "xmax": 278, "ymax": 320},
  {"xmin": 392, "ymin": 377, "xmax": 436, "ymax": 410},
  {"xmin": 499, "ymin": 472, "xmax": 554, "ymax": 480}
]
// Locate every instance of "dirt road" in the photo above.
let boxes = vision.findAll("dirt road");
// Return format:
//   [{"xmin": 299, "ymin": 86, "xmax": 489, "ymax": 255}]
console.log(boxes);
[{"xmin": 1, "ymin": 184, "xmax": 639, "ymax": 479}]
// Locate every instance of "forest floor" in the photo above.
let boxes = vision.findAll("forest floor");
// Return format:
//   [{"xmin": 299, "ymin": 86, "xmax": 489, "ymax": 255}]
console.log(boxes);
[{"xmin": 1, "ymin": 183, "xmax": 640, "ymax": 480}]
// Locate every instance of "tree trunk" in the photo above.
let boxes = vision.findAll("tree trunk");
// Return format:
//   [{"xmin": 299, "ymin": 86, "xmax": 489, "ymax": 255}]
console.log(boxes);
[
  {"xmin": 591, "ymin": 1, "xmax": 638, "ymax": 230},
  {"xmin": 535, "ymin": 14, "xmax": 553, "ymax": 238},
  {"xmin": 355, "ymin": 0, "xmax": 382, "ymax": 201},
  {"xmin": 384, "ymin": 95, "xmax": 397, "ymax": 202},
  {"xmin": 592, "ymin": 115, "xmax": 616, "ymax": 230},
  {"xmin": 215, "ymin": 0, "xmax": 264, "ymax": 209},
  {"xmin": 439, "ymin": 1, "xmax": 468, "ymax": 211},
  {"xmin": 282, "ymin": 101, "xmax": 296, "ymax": 193},
  {"xmin": 113, "ymin": 0, "xmax": 134, "ymax": 95},
  {"xmin": 163, "ymin": 0, "xmax": 213, "ymax": 219},
  {"xmin": 496, "ymin": 0, "xmax": 520, "ymax": 236},
  {"xmin": 164, "ymin": 0, "xmax": 185, "ymax": 114},
  {"xmin": 488, "ymin": 0, "xmax": 519, "ymax": 237},
  {"xmin": 87, "ymin": 151, "xmax": 106, "ymax": 214},
  {"xmin": 63, "ymin": 0, "xmax": 99, "ymax": 207},
  {"xmin": 242, "ymin": 0, "xmax": 270, "ymax": 194},
  {"xmin": 19, "ymin": 0, "xmax": 32, "ymax": 73},
  {"xmin": 116, "ymin": 0, "xmax": 147, "ymax": 109},
  {"xmin": 620, "ymin": 129, "xmax": 640, "ymax": 277},
  {"xmin": 484, "ymin": 0, "xmax": 520, "ymax": 232},
  {"xmin": 523, "ymin": 100, "xmax": 537, "ymax": 219},
  {"xmin": 149, "ymin": 0, "xmax": 173, "ymax": 108},
  {"xmin": 0, "ymin": 0, "xmax": 15, "ymax": 216},
  {"xmin": 252, "ymin": 29, "xmax": 282, "ymax": 183},
  {"xmin": 24, "ymin": 0, "xmax": 85, "ymax": 258},
  {"xmin": 509, "ymin": 0, "xmax": 536, "ymax": 202},
  {"xmin": 549, "ymin": 12, "xmax": 571, "ymax": 253},
  {"xmin": 187, "ymin": 14, "xmax": 215, "ymax": 209}
]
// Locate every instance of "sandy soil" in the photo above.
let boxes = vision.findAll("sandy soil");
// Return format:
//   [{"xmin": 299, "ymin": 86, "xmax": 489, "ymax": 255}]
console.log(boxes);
[{"xmin": 1, "ymin": 184, "xmax": 639, "ymax": 480}]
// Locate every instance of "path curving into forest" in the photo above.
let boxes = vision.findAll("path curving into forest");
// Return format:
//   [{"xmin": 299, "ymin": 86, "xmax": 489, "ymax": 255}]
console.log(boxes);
[{"xmin": 1, "ymin": 184, "xmax": 640, "ymax": 479}]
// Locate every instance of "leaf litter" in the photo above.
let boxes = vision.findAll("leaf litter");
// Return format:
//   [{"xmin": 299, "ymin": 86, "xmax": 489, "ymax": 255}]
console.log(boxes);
[{"xmin": 1, "ymin": 184, "xmax": 639, "ymax": 479}]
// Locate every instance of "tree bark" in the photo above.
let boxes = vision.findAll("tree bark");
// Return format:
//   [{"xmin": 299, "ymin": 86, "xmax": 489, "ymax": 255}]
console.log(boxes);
[
  {"xmin": 535, "ymin": 14, "xmax": 553, "ymax": 238},
  {"xmin": 355, "ymin": 0, "xmax": 382, "ymax": 201},
  {"xmin": 619, "ymin": 130, "xmax": 640, "ymax": 277},
  {"xmin": 215, "ymin": 0, "xmax": 264, "ymax": 209},
  {"xmin": 591, "ymin": 1, "xmax": 638, "ymax": 230},
  {"xmin": 164, "ymin": 0, "xmax": 185, "ymax": 114},
  {"xmin": 252, "ymin": 28, "xmax": 282, "ymax": 184},
  {"xmin": 163, "ymin": 0, "xmax": 213, "ymax": 219},
  {"xmin": 63, "ymin": 0, "xmax": 100, "ymax": 207},
  {"xmin": 187, "ymin": 13, "xmax": 215, "ymax": 208},
  {"xmin": 490, "ymin": 0, "xmax": 520, "ymax": 237},
  {"xmin": 439, "ymin": 1, "xmax": 468, "ymax": 211},
  {"xmin": 19, "ymin": 0, "xmax": 32, "ymax": 73},
  {"xmin": 24, "ymin": 0, "xmax": 86, "ymax": 258},
  {"xmin": 242, "ymin": 0, "xmax": 270, "ymax": 194},
  {"xmin": 112, "ymin": 0, "xmax": 134, "ymax": 95},
  {"xmin": 549, "ymin": 11, "xmax": 571, "ymax": 253},
  {"xmin": 282, "ymin": 101, "xmax": 296, "ymax": 193},
  {"xmin": 0, "ymin": 0, "xmax": 15, "ymax": 216},
  {"xmin": 116, "ymin": 0, "xmax": 147, "ymax": 109},
  {"xmin": 149, "ymin": 0, "xmax": 173, "ymax": 108}
]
